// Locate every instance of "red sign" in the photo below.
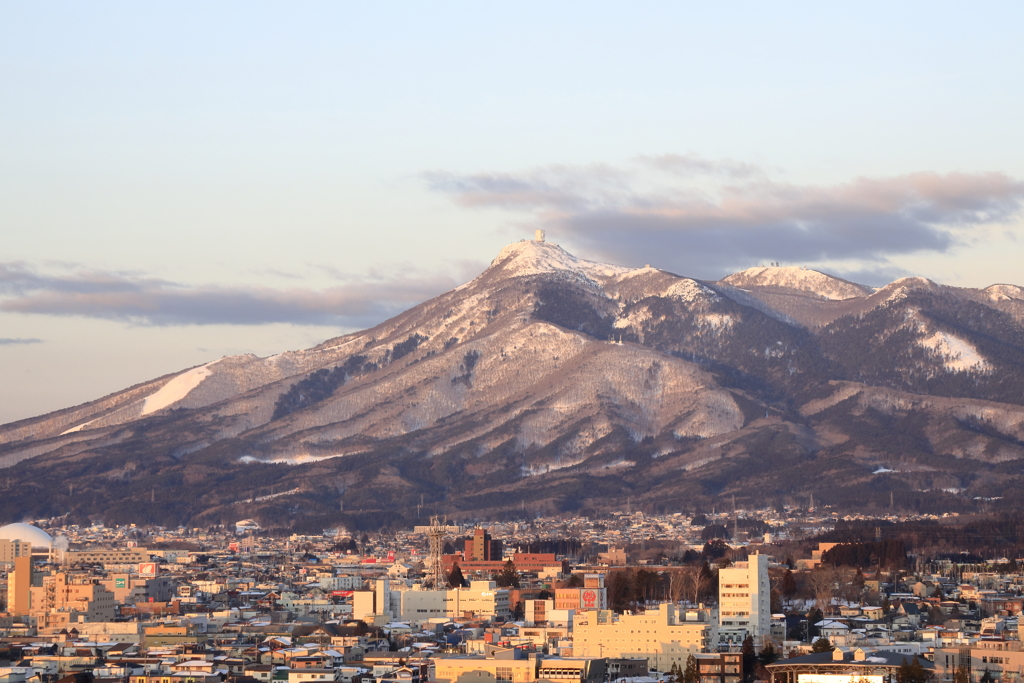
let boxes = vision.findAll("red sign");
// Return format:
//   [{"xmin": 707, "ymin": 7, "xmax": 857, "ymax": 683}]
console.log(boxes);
[
  {"xmin": 331, "ymin": 591, "xmax": 353, "ymax": 597},
  {"xmin": 582, "ymin": 590, "xmax": 597, "ymax": 607}
]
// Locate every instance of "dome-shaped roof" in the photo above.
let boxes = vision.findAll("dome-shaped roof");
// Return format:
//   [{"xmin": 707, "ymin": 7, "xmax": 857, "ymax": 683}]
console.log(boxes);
[{"xmin": 0, "ymin": 523, "xmax": 54, "ymax": 549}]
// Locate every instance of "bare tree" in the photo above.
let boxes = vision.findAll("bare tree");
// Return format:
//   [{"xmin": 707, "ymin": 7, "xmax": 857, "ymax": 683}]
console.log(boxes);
[
  {"xmin": 668, "ymin": 569, "xmax": 686, "ymax": 604},
  {"xmin": 682, "ymin": 564, "xmax": 712, "ymax": 605},
  {"xmin": 808, "ymin": 566, "xmax": 842, "ymax": 613}
]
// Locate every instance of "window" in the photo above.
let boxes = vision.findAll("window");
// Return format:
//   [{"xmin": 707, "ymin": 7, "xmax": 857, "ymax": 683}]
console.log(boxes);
[{"xmin": 495, "ymin": 668, "xmax": 513, "ymax": 683}]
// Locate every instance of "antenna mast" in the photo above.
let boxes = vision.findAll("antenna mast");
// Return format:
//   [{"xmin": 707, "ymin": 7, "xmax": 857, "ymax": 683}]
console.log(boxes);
[{"xmin": 425, "ymin": 515, "xmax": 450, "ymax": 590}]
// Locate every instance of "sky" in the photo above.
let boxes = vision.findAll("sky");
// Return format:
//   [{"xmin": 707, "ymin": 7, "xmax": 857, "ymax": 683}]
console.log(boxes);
[{"xmin": 2, "ymin": 2, "xmax": 1023, "ymax": 424}]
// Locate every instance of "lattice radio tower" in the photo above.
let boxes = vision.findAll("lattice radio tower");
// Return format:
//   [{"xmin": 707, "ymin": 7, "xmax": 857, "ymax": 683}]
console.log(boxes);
[{"xmin": 425, "ymin": 515, "xmax": 450, "ymax": 589}]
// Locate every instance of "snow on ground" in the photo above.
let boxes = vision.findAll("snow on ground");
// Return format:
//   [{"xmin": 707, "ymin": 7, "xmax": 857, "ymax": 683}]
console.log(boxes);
[
  {"xmin": 918, "ymin": 331, "xmax": 989, "ymax": 372},
  {"xmin": 60, "ymin": 420, "xmax": 95, "ymax": 435},
  {"xmin": 239, "ymin": 453, "xmax": 355, "ymax": 465},
  {"xmin": 614, "ymin": 305, "xmax": 653, "ymax": 329},
  {"xmin": 141, "ymin": 362, "xmax": 217, "ymax": 415},
  {"xmin": 662, "ymin": 279, "xmax": 718, "ymax": 303},
  {"xmin": 986, "ymin": 284, "xmax": 1024, "ymax": 301},
  {"xmin": 722, "ymin": 266, "xmax": 872, "ymax": 300},
  {"xmin": 698, "ymin": 313, "xmax": 734, "ymax": 330},
  {"xmin": 491, "ymin": 240, "xmax": 632, "ymax": 282}
]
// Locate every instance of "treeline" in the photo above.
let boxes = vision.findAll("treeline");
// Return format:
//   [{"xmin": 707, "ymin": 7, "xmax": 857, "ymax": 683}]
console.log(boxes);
[
  {"xmin": 815, "ymin": 515, "xmax": 1024, "ymax": 559},
  {"xmin": 273, "ymin": 354, "xmax": 370, "ymax": 420},
  {"xmin": 819, "ymin": 540, "xmax": 907, "ymax": 569},
  {"xmin": 520, "ymin": 538, "xmax": 583, "ymax": 556}
]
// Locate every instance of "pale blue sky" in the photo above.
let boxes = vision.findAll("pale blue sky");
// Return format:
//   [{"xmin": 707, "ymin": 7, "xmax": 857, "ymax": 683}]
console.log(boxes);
[{"xmin": 2, "ymin": 2, "xmax": 1023, "ymax": 423}]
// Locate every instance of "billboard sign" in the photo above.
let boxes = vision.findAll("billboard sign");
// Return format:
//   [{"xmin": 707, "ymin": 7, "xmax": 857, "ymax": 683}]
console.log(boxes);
[{"xmin": 138, "ymin": 562, "xmax": 158, "ymax": 577}]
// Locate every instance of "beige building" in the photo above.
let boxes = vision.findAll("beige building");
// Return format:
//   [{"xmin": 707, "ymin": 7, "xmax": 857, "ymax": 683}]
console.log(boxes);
[
  {"xmin": 142, "ymin": 624, "xmax": 207, "ymax": 647},
  {"xmin": 30, "ymin": 572, "xmax": 117, "ymax": 626},
  {"xmin": 400, "ymin": 581, "xmax": 510, "ymax": 621},
  {"xmin": 6, "ymin": 555, "xmax": 39, "ymax": 616},
  {"xmin": 572, "ymin": 603, "xmax": 717, "ymax": 672},
  {"xmin": 936, "ymin": 641, "xmax": 1024, "ymax": 683},
  {"xmin": 0, "ymin": 539, "xmax": 32, "ymax": 565},
  {"xmin": 434, "ymin": 654, "xmax": 604, "ymax": 683},
  {"xmin": 65, "ymin": 548, "xmax": 150, "ymax": 565}
]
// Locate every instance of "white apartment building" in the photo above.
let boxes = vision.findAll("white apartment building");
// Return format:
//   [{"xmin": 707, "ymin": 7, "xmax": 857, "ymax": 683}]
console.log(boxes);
[
  {"xmin": 399, "ymin": 581, "xmax": 510, "ymax": 621},
  {"xmin": 572, "ymin": 603, "xmax": 717, "ymax": 672},
  {"xmin": 718, "ymin": 552, "xmax": 770, "ymax": 646}
]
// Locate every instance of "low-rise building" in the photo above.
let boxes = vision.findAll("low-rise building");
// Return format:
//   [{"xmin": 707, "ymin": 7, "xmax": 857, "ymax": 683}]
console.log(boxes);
[{"xmin": 572, "ymin": 603, "xmax": 716, "ymax": 672}]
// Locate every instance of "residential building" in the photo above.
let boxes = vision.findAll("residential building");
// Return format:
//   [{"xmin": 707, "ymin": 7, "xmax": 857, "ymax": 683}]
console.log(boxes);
[
  {"xmin": 718, "ymin": 553, "xmax": 770, "ymax": 646},
  {"xmin": 694, "ymin": 652, "xmax": 743, "ymax": 683},
  {"xmin": 0, "ymin": 539, "xmax": 32, "ymax": 565}
]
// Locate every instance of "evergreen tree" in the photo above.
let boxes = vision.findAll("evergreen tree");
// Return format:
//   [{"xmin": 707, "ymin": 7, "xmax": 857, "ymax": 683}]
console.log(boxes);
[
  {"xmin": 811, "ymin": 637, "xmax": 833, "ymax": 653},
  {"xmin": 494, "ymin": 559, "xmax": 521, "ymax": 588},
  {"xmin": 758, "ymin": 642, "xmax": 779, "ymax": 665},
  {"xmin": 782, "ymin": 568, "xmax": 797, "ymax": 600},
  {"xmin": 741, "ymin": 635, "xmax": 757, "ymax": 683},
  {"xmin": 683, "ymin": 654, "xmax": 700, "ymax": 683},
  {"xmin": 896, "ymin": 656, "xmax": 933, "ymax": 683},
  {"xmin": 447, "ymin": 562, "xmax": 467, "ymax": 588}
]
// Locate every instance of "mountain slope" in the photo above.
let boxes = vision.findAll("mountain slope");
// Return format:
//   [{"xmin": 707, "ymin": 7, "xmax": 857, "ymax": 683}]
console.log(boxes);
[{"xmin": 2, "ymin": 240, "xmax": 1024, "ymax": 529}]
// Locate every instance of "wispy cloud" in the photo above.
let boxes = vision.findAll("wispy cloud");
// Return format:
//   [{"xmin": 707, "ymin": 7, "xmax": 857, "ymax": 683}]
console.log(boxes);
[
  {"xmin": 0, "ymin": 262, "xmax": 481, "ymax": 327},
  {"xmin": 425, "ymin": 155, "xmax": 1024, "ymax": 278},
  {"xmin": 0, "ymin": 337, "xmax": 43, "ymax": 345}
]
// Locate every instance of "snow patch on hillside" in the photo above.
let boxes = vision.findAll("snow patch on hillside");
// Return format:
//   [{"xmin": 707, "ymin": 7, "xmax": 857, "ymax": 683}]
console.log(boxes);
[
  {"xmin": 142, "ymin": 362, "xmax": 216, "ymax": 415},
  {"xmin": 614, "ymin": 306, "xmax": 653, "ymax": 329},
  {"xmin": 699, "ymin": 313, "xmax": 734, "ymax": 330},
  {"xmin": 239, "ymin": 453, "xmax": 353, "ymax": 465},
  {"xmin": 60, "ymin": 420, "xmax": 95, "ymax": 435},
  {"xmin": 722, "ymin": 266, "xmax": 872, "ymax": 300},
  {"xmin": 919, "ymin": 331, "xmax": 989, "ymax": 372}
]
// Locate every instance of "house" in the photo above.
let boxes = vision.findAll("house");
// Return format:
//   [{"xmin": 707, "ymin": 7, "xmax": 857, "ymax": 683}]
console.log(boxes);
[{"xmin": 287, "ymin": 670, "xmax": 339, "ymax": 683}]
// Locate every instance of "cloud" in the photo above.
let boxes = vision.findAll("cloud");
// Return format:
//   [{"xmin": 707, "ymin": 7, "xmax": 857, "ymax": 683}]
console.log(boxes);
[
  {"xmin": 0, "ymin": 337, "xmax": 43, "ymax": 345},
  {"xmin": 0, "ymin": 262, "xmax": 480, "ymax": 327},
  {"xmin": 425, "ymin": 156, "xmax": 1024, "ymax": 278}
]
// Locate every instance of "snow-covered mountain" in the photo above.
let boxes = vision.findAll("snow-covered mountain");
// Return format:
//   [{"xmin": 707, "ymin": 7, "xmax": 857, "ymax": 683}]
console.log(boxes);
[
  {"xmin": 2, "ymin": 239, "xmax": 1024, "ymax": 530},
  {"xmin": 721, "ymin": 265, "xmax": 874, "ymax": 300}
]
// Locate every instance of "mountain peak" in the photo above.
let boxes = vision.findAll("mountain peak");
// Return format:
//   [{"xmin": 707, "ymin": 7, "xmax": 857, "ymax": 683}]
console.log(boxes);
[
  {"xmin": 720, "ymin": 265, "xmax": 873, "ymax": 300},
  {"xmin": 488, "ymin": 239, "xmax": 633, "ymax": 283},
  {"xmin": 985, "ymin": 284, "xmax": 1024, "ymax": 302}
]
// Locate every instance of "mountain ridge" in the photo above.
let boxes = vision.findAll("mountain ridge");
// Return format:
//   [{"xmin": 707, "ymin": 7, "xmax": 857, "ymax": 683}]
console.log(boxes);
[{"xmin": 2, "ymin": 240, "xmax": 1024, "ymax": 530}]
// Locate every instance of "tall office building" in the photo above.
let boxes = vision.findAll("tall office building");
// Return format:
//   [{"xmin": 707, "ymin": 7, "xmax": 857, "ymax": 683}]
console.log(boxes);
[
  {"xmin": 718, "ymin": 552, "xmax": 771, "ymax": 645},
  {"xmin": 465, "ymin": 528, "xmax": 502, "ymax": 562}
]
